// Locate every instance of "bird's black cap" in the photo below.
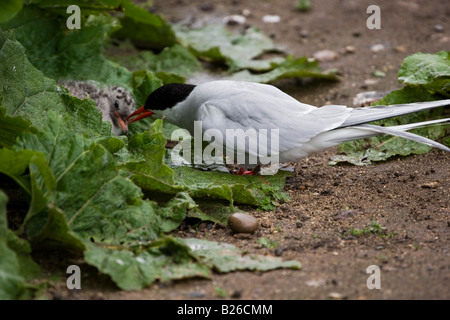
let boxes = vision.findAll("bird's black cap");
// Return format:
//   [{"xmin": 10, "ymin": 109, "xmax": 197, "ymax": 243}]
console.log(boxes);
[{"xmin": 144, "ymin": 83, "xmax": 196, "ymax": 111}]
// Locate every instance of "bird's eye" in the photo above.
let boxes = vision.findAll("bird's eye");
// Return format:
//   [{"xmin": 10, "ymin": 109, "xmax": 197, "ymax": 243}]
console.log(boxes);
[{"xmin": 114, "ymin": 101, "xmax": 120, "ymax": 110}]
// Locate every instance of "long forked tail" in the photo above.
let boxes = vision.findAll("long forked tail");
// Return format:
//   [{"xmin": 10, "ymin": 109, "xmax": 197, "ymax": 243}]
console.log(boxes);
[
  {"xmin": 349, "ymin": 118, "xmax": 450, "ymax": 152},
  {"xmin": 341, "ymin": 99, "xmax": 450, "ymax": 127}
]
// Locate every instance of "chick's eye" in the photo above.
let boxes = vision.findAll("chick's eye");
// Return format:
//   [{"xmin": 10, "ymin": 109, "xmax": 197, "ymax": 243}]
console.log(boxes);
[{"xmin": 114, "ymin": 101, "xmax": 120, "ymax": 110}]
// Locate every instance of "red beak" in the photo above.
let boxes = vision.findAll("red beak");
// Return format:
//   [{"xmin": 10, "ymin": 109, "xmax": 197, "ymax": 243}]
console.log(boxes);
[{"xmin": 127, "ymin": 106, "xmax": 155, "ymax": 124}]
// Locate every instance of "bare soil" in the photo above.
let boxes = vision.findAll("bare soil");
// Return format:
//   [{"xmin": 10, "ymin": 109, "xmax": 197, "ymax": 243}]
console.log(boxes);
[{"xmin": 18, "ymin": 0, "xmax": 450, "ymax": 299}]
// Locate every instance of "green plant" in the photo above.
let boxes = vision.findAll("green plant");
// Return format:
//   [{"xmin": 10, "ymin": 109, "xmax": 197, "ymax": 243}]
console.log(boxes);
[{"xmin": 347, "ymin": 221, "xmax": 396, "ymax": 238}]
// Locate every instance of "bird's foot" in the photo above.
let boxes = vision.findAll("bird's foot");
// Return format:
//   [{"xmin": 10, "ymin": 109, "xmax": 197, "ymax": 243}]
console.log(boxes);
[{"xmin": 234, "ymin": 166, "xmax": 261, "ymax": 175}]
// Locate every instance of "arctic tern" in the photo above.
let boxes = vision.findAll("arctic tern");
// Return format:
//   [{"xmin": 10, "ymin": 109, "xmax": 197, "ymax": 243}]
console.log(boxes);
[{"xmin": 127, "ymin": 80, "xmax": 450, "ymax": 173}]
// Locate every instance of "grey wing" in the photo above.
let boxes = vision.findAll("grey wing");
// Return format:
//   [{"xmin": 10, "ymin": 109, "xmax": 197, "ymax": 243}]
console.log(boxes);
[{"xmin": 198, "ymin": 94, "xmax": 352, "ymax": 158}]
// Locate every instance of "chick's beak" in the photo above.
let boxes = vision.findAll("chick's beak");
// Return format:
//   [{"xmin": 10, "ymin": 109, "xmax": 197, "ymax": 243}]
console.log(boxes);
[
  {"xmin": 127, "ymin": 106, "xmax": 155, "ymax": 124},
  {"xmin": 114, "ymin": 111, "xmax": 128, "ymax": 135}
]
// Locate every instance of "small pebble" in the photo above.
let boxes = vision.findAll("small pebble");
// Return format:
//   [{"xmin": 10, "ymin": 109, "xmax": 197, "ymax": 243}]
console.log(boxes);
[
  {"xmin": 313, "ymin": 49, "xmax": 339, "ymax": 62},
  {"xmin": 228, "ymin": 213, "xmax": 259, "ymax": 234},
  {"xmin": 370, "ymin": 43, "xmax": 386, "ymax": 52},
  {"xmin": 353, "ymin": 91, "xmax": 386, "ymax": 107},
  {"xmin": 328, "ymin": 292, "xmax": 344, "ymax": 300},
  {"xmin": 188, "ymin": 291, "xmax": 206, "ymax": 298},
  {"xmin": 262, "ymin": 15, "xmax": 280, "ymax": 23},
  {"xmin": 434, "ymin": 24, "xmax": 444, "ymax": 33},
  {"xmin": 299, "ymin": 30, "xmax": 309, "ymax": 38},
  {"xmin": 231, "ymin": 290, "xmax": 242, "ymax": 298},
  {"xmin": 364, "ymin": 79, "xmax": 379, "ymax": 86},
  {"xmin": 420, "ymin": 181, "xmax": 439, "ymax": 189},
  {"xmin": 199, "ymin": 2, "xmax": 214, "ymax": 11},
  {"xmin": 223, "ymin": 15, "xmax": 246, "ymax": 25},
  {"xmin": 395, "ymin": 45, "xmax": 406, "ymax": 53},
  {"xmin": 373, "ymin": 70, "xmax": 386, "ymax": 77},
  {"xmin": 345, "ymin": 45, "xmax": 356, "ymax": 53},
  {"xmin": 333, "ymin": 209, "xmax": 358, "ymax": 220},
  {"xmin": 274, "ymin": 247, "xmax": 284, "ymax": 256}
]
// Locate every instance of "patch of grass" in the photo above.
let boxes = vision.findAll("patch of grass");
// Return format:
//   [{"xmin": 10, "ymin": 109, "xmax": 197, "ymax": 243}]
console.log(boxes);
[
  {"xmin": 274, "ymin": 222, "xmax": 283, "ymax": 233},
  {"xmin": 214, "ymin": 286, "xmax": 227, "ymax": 298},
  {"xmin": 346, "ymin": 221, "xmax": 396, "ymax": 239},
  {"xmin": 258, "ymin": 237, "xmax": 279, "ymax": 249},
  {"xmin": 297, "ymin": 0, "xmax": 312, "ymax": 12}
]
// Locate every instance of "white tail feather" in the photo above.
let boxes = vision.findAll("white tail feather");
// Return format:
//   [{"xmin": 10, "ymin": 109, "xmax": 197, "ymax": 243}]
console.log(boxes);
[{"xmin": 341, "ymin": 99, "xmax": 450, "ymax": 127}]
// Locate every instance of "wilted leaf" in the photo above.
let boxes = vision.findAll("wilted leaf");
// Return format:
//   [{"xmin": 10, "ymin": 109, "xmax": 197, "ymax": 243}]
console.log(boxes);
[
  {"xmin": 229, "ymin": 56, "xmax": 338, "ymax": 83},
  {"xmin": 84, "ymin": 236, "xmax": 211, "ymax": 291},
  {"xmin": 183, "ymin": 238, "xmax": 301, "ymax": 273},
  {"xmin": 176, "ymin": 25, "xmax": 284, "ymax": 72}
]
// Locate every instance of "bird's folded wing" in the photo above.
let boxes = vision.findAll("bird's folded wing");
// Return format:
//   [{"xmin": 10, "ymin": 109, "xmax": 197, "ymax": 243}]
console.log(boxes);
[{"xmin": 198, "ymin": 96, "xmax": 351, "ymax": 156}]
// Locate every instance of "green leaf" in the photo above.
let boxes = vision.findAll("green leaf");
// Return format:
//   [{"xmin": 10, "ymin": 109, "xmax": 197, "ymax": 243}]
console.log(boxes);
[
  {"xmin": 172, "ymin": 166, "xmax": 291, "ymax": 211},
  {"xmin": 112, "ymin": 0, "xmax": 177, "ymax": 50},
  {"xmin": 0, "ymin": 30, "xmax": 64, "ymax": 122},
  {"xmin": 183, "ymin": 238, "xmax": 301, "ymax": 273},
  {"xmin": 0, "ymin": 148, "xmax": 38, "ymax": 195},
  {"xmin": 84, "ymin": 236, "xmax": 211, "ymax": 291},
  {"xmin": 176, "ymin": 24, "xmax": 338, "ymax": 83},
  {"xmin": 145, "ymin": 45, "xmax": 203, "ymax": 77},
  {"xmin": 176, "ymin": 25, "xmax": 284, "ymax": 72},
  {"xmin": 2, "ymin": 6, "xmax": 125, "ymax": 83},
  {"xmin": 21, "ymin": 0, "xmax": 124, "ymax": 16},
  {"xmin": 0, "ymin": 147, "xmax": 59, "ymax": 236},
  {"xmin": 0, "ymin": 30, "xmax": 112, "ymax": 138},
  {"xmin": 1, "ymin": 6, "xmax": 143, "ymax": 97},
  {"xmin": 5, "ymin": 113, "xmax": 210, "ymax": 290},
  {"xmin": 94, "ymin": 136, "xmax": 126, "ymax": 154},
  {"xmin": 130, "ymin": 70, "xmax": 162, "ymax": 107},
  {"xmin": 105, "ymin": 42, "xmax": 201, "ymax": 80},
  {"xmin": 14, "ymin": 112, "xmax": 155, "ymax": 241},
  {"xmin": 29, "ymin": 204, "xmax": 86, "ymax": 251},
  {"xmin": 0, "ymin": 191, "xmax": 41, "ymax": 300},
  {"xmin": 229, "ymin": 56, "xmax": 338, "ymax": 83},
  {"xmin": 123, "ymin": 120, "xmax": 184, "ymax": 194},
  {"xmin": 398, "ymin": 51, "xmax": 450, "ymax": 97},
  {"xmin": 0, "ymin": 108, "xmax": 36, "ymax": 149},
  {"xmin": 0, "ymin": 0, "xmax": 23, "ymax": 24}
]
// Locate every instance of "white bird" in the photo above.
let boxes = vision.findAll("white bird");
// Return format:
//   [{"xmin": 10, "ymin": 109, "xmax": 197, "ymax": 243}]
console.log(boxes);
[
  {"xmin": 61, "ymin": 80, "xmax": 135, "ymax": 135},
  {"xmin": 127, "ymin": 80, "xmax": 450, "ymax": 174}
]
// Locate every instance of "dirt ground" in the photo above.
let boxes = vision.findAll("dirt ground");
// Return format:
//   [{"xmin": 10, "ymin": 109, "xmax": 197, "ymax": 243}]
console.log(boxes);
[{"xmin": 21, "ymin": 0, "xmax": 450, "ymax": 299}]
